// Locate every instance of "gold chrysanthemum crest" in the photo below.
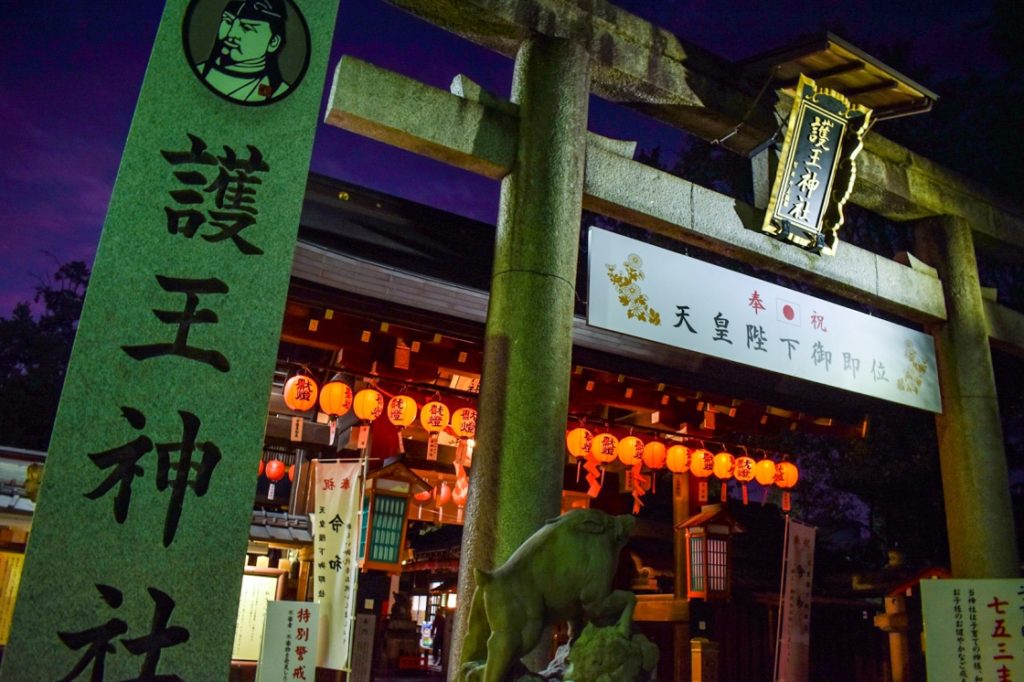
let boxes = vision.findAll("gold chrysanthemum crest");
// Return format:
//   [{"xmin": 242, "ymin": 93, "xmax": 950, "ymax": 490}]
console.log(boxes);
[
  {"xmin": 605, "ymin": 253, "xmax": 661, "ymax": 326},
  {"xmin": 896, "ymin": 340, "xmax": 928, "ymax": 394}
]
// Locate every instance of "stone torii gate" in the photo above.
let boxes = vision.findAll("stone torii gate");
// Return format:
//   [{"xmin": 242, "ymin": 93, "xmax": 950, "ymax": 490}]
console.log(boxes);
[{"xmin": 324, "ymin": 0, "xmax": 1023, "ymax": 674}]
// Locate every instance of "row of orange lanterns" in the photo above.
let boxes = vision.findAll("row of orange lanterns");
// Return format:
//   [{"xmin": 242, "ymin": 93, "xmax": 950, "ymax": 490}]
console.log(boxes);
[
  {"xmin": 565, "ymin": 427, "xmax": 798, "ymax": 486},
  {"xmin": 566, "ymin": 427, "xmax": 799, "ymax": 507},
  {"xmin": 283, "ymin": 373, "xmax": 478, "ymax": 443}
]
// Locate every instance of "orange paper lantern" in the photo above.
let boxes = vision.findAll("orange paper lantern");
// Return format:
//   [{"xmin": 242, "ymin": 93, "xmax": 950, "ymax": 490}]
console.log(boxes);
[
  {"xmin": 414, "ymin": 487, "xmax": 433, "ymax": 503},
  {"xmin": 666, "ymin": 445, "xmax": 689, "ymax": 473},
  {"xmin": 318, "ymin": 376, "xmax": 353, "ymax": 418},
  {"xmin": 451, "ymin": 408, "xmax": 478, "ymax": 438},
  {"xmin": 616, "ymin": 436, "xmax": 645, "ymax": 466},
  {"xmin": 776, "ymin": 461, "xmax": 799, "ymax": 512},
  {"xmin": 733, "ymin": 456, "xmax": 756, "ymax": 483},
  {"xmin": 265, "ymin": 459, "xmax": 286, "ymax": 482},
  {"xmin": 754, "ymin": 459, "xmax": 777, "ymax": 486},
  {"xmin": 590, "ymin": 433, "xmax": 619, "ymax": 463},
  {"xmin": 776, "ymin": 462, "xmax": 799, "ymax": 489},
  {"xmin": 642, "ymin": 441, "xmax": 667, "ymax": 470},
  {"xmin": 386, "ymin": 395, "xmax": 418, "ymax": 427},
  {"xmin": 713, "ymin": 452, "xmax": 735, "ymax": 480},
  {"xmin": 734, "ymin": 455, "xmax": 756, "ymax": 504},
  {"xmin": 283, "ymin": 374, "xmax": 318, "ymax": 412},
  {"xmin": 420, "ymin": 401, "xmax": 451, "ymax": 432},
  {"xmin": 689, "ymin": 448, "xmax": 714, "ymax": 503},
  {"xmin": 565, "ymin": 428, "xmax": 594, "ymax": 459},
  {"xmin": 713, "ymin": 451, "xmax": 735, "ymax": 500},
  {"xmin": 352, "ymin": 388, "xmax": 384, "ymax": 421},
  {"xmin": 689, "ymin": 449, "xmax": 714, "ymax": 478}
]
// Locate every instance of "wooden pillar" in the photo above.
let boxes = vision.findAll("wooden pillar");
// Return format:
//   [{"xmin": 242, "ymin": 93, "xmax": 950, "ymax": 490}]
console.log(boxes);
[
  {"xmin": 452, "ymin": 35, "xmax": 591, "ymax": 676},
  {"xmin": 914, "ymin": 216, "xmax": 1019, "ymax": 577},
  {"xmin": 296, "ymin": 547, "xmax": 312, "ymax": 602},
  {"xmin": 673, "ymin": 472, "xmax": 692, "ymax": 682}
]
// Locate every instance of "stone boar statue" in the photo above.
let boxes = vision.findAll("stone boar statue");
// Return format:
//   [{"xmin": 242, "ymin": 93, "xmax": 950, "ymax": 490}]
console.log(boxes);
[{"xmin": 459, "ymin": 509, "xmax": 636, "ymax": 682}]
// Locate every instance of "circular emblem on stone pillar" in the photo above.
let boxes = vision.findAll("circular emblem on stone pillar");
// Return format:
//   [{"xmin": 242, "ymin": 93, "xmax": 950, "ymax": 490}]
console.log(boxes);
[{"xmin": 183, "ymin": 0, "xmax": 311, "ymax": 106}]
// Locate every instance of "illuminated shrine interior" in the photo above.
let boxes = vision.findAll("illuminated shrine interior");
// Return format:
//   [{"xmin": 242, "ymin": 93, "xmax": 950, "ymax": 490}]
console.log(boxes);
[
  {"xmin": 271, "ymin": 293, "xmax": 870, "ymax": 456},
  {"xmin": 247, "ymin": 285, "xmax": 876, "ymax": 614}
]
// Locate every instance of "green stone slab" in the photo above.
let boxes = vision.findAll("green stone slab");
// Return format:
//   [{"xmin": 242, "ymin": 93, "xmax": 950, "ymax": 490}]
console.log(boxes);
[{"xmin": 2, "ymin": 1, "xmax": 338, "ymax": 678}]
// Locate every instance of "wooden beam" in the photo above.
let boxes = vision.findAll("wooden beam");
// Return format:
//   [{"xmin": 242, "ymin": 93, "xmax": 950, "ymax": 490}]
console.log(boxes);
[{"xmin": 324, "ymin": 57, "xmax": 947, "ymax": 323}]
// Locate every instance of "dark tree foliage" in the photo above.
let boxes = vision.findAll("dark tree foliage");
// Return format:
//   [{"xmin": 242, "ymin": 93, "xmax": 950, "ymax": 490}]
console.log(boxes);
[{"xmin": 0, "ymin": 260, "xmax": 89, "ymax": 451}]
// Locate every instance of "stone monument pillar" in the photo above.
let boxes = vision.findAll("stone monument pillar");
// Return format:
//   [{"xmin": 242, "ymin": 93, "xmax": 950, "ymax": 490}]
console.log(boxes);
[
  {"xmin": 915, "ymin": 215, "xmax": 1019, "ymax": 577},
  {"xmin": 453, "ymin": 34, "xmax": 591, "ymax": 674}
]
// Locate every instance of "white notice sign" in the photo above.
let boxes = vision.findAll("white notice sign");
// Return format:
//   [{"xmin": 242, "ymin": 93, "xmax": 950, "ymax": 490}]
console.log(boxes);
[
  {"xmin": 587, "ymin": 228, "xmax": 941, "ymax": 412},
  {"xmin": 256, "ymin": 601, "xmax": 319, "ymax": 682},
  {"xmin": 921, "ymin": 579, "xmax": 1024, "ymax": 681}
]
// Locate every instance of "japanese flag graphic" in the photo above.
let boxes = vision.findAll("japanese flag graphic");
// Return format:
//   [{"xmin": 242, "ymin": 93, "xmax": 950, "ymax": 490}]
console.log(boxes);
[{"xmin": 777, "ymin": 298, "xmax": 801, "ymax": 326}]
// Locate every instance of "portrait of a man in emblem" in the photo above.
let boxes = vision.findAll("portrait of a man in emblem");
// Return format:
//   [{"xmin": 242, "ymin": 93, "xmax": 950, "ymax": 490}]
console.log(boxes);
[{"xmin": 184, "ymin": 0, "xmax": 310, "ymax": 106}]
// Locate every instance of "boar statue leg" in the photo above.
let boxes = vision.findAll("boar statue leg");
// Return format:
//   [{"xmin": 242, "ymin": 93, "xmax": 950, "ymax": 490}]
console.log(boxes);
[
  {"xmin": 460, "ymin": 576, "xmax": 491, "ymax": 666},
  {"xmin": 480, "ymin": 588, "xmax": 544, "ymax": 682},
  {"xmin": 581, "ymin": 587, "xmax": 636, "ymax": 636}
]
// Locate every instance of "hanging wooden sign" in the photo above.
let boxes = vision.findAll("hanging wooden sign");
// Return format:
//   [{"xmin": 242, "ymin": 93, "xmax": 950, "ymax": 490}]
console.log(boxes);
[{"xmin": 761, "ymin": 74, "xmax": 872, "ymax": 256}]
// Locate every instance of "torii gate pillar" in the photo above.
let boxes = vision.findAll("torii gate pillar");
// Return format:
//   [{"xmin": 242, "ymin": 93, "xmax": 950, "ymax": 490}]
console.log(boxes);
[
  {"xmin": 915, "ymin": 216, "xmax": 1019, "ymax": 578},
  {"xmin": 454, "ymin": 35, "xmax": 591, "ymax": 673}
]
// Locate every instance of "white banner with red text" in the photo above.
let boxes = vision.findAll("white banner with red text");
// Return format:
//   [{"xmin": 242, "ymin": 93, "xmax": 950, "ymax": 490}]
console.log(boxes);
[{"xmin": 313, "ymin": 461, "xmax": 362, "ymax": 671}]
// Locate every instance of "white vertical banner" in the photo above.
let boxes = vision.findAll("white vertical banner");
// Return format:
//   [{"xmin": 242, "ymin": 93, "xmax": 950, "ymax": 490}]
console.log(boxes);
[
  {"xmin": 313, "ymin": 461, "xmax": 363, "ymax": 671},
  {"xmin": 776, "ymin": 518, "xmax": 816, "ymax": 682}
]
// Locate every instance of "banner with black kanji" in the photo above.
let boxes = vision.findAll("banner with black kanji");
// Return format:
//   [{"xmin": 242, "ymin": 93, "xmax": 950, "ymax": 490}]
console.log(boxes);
[{"xmin": 313, "ymin": 461, "xmax": 362, "ymax": 670}]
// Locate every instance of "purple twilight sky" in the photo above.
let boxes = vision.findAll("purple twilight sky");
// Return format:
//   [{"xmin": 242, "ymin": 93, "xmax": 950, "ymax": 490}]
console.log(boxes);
[{"xmin": 1, "ymin": 0, "xmax": 1001, "ymax": 314}]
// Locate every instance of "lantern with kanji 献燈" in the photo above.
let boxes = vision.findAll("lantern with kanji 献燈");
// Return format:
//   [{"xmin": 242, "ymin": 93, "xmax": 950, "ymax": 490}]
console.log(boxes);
[
  {"xmin": 689, "ymin": 448, "xmax": 714, "ymax": 503},
  {"xmin": 617, "ymin": 436, "xmax": 647, "ymax": 514},
  {"xmin": 319, "ymin": 374, "xmax": 353, "ymax": 445},
  {"xmin": 713, "ymin": 450, "xmax": 735, "ymax": 500},
  {"xmin": 585, "ymin": 433, "xmax": 618, "ymax": 497},
  {"xmin": 776, "ymin": 461, "xmax": 799, "ymax": 512},
  {"xmin": 451, "ymin": 407, "xmax": 477, "ymax": 464},
  {"xmin": 420, "ymin": 401, "xmax": 450, "ymax": 461},
  {"xmin": 565, "ymin": 428, "xmax": 593, "ymax": 460},
  {"xmin": 351, "ymin": 388, "xmax": 384, "ymax": 450},
  {"xmin": 283, "ymin": 373, "xmax": 318, "ymax": 412}
]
